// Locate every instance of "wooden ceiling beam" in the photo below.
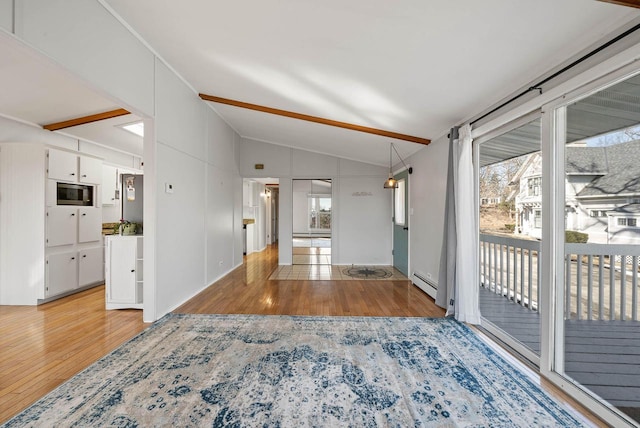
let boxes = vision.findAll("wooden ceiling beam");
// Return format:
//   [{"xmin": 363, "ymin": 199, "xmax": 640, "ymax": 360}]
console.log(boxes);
[
  {"xmin": 43, "ymin": 108, "xmax": 131, "ymax": 131},
  {"xmin": 596, "ymin": 0, "xmax": 640, "ymax": 8},
  {"xmin": 199, "ymin": 93, "xmax": 431, "ymax": 145}
]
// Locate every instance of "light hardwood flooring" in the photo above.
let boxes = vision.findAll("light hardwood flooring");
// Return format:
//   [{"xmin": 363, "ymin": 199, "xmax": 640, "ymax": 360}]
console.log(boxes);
[
  {"xmin": 0, "ymin": 287, "xmax": 146, "ymax": 422},
  {"xmin": 0, "ymin": 244, "xmax": 605, "ymax": 426}
]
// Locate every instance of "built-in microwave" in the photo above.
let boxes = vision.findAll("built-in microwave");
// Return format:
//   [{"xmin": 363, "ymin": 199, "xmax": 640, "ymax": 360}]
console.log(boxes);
[{"xmin": 57, "ymin": 182, "xmax": 94, "ymax": 206}]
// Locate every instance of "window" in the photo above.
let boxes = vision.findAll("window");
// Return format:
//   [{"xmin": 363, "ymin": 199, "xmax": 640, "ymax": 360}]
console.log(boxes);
[
  {"xmin": 528, "ymin": 177, "xmax": 541, "ymax": 197},
  {"xmin": 600, "ymin": 210, "xmax": 607, "ymax": 217},
  {"xmin": 309, "ymin": 196, "xmax": 331, "ymax": 230},
  {"xmin": 589, "ymin": 210, "xmax": 598, "ymax": 218},
  {"xmin": 534, "ymin": 210, "xmax": 542, "ymax": 228},
  {"xmin": 395, "ymin": 179, "xmax": 406, "ymax": 226},
  {"xmin": 618, "ymin": 217, "xmax": 637, "ymax": 227}
]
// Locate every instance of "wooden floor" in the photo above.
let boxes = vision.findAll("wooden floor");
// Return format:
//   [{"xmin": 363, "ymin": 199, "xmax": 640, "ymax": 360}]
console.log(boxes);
[
  {"xmin": 1, "ymin": 244, "xmax": 604, "ymax": 426},
  {"xmin": 0, "ymin": 286, "xmax": 146, "ymax": 422},
  {"xmin": 480, "ymin": 286, "xmax": 640, "ymax": 423},
  {"xmin": 175, "ymin": 245, "xmax": 443, "ymax": 317}
]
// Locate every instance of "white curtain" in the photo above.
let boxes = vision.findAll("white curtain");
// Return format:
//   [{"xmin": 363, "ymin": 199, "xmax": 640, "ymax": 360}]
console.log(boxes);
[{"xmin": 436, "ymin": 124, "xmax": 481, "ymax": 324}]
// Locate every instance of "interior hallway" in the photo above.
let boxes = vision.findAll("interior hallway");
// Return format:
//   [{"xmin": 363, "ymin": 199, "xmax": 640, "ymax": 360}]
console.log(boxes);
[{"xmin": 0, "ymin": 244, "xmax": 602, "ymax": 425}]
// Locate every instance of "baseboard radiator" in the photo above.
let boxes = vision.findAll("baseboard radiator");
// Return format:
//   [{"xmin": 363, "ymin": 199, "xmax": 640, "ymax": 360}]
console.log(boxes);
[{"xmin": 412, "ymin": 271, "xmax": 437, "ymax": 299}]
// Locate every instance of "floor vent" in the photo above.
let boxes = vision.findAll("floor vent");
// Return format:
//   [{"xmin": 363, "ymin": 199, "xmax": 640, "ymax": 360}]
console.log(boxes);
[{"xmin": 412, "ymin": 271, "xmax": 437, "ymax": 299}]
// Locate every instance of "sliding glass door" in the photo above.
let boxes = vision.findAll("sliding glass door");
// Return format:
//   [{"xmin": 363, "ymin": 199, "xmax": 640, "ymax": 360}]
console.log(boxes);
[{"xmin": 551, "ymin": 70, "xmax": 640, "ymax": 425}]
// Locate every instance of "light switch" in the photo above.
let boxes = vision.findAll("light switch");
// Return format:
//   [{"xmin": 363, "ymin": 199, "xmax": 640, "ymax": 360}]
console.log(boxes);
[{"xmin": 165, "ymin": 183, "xmax": 174, "ymax": 194}]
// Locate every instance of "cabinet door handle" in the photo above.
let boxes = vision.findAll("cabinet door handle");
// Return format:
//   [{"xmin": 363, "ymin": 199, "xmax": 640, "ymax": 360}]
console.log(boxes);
[
  {"xmin": 71, "ymin": 213, "xmax": 75, "ymax": 216},
  {"xmin": 131, "ymin": 269, "xmax": 135, "ymax": 273},
  {"xmin": 71, "ymin": 257, "xmax": 75, "ymax": 260},
  {"xmin": 82, "ymin": 174, "xmax": 87, "ymax": 177},
  {"xmin": 82, "ymin": 213, "xmax": 87, "ymax": 216},
  {"xmin": 82, "ymin": 255, "xmax": 87, "ymax": 258},
  {"xmin": 70, "ymin": 172, "xmax": 75, "ymax": 176}
]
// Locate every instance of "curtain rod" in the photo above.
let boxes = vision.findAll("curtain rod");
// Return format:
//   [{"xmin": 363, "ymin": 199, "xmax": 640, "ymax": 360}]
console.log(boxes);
[{"xmin": 470, "ymin": 21, "xmax": 640, "ymax": 126}]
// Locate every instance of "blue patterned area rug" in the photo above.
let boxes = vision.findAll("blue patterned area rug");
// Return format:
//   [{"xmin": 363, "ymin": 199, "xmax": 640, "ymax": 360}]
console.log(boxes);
[{"xmin": 4, "ymin": 315, "xmax": 584, "ymax": 427}]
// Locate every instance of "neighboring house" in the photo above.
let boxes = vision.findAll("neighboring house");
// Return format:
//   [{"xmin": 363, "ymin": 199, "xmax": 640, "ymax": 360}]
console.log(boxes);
[
  {"xmin": 480, "ymin": 196, "xmax": 502, "ymax": 206},
  {"xmin": 511, "ymin": 140, "xmax": 640, "ymax": 244},
  {"xmin": 511, "ymin": 154, "xmax": 543, "ymax": 239}
]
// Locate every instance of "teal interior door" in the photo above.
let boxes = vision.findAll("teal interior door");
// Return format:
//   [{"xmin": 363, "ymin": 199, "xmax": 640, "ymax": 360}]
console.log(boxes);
[{"xmin": 393, "ymin": 169, "xmax": 409, "ymax": 276}]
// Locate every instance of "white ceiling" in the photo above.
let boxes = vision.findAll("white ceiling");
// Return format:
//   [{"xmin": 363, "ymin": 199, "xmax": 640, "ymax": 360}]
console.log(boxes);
[
  {"xmin": 104, "ymin": 0, "xmax": 640, "ymax": 166},
  {"xmin": 0, "ymin": 2, "xmax": 639, "ymax": 167}
]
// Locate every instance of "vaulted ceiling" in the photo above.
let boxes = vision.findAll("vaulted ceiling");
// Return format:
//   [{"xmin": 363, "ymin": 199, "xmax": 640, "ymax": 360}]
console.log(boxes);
[{"xmin": 1, "ymin": 2, "xmax": 639, "ymax": 166}]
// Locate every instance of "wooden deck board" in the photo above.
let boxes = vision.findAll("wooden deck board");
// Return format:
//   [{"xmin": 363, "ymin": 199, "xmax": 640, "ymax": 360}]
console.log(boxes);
[{"xmin": 480, "ymin": 286, "xmax": 640, "ymax": 413}]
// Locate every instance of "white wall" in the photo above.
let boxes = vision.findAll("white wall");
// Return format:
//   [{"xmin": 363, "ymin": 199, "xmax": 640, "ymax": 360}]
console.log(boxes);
[
  {"xmin": 239, "ymin": 138, "xmax": 391, "ymax": 265},
  {"xmin": 0, "ymin": 0, "xmax": 13, "ymax": 32},
  {"xmin": 154, "ymin": 60, "xmax": 241, "ymax": 317},
  {"xmin": 406, "ymin": 135, "xmax": 449, "ymax": 286},
  {"xmin": 336, "ymin": 176, "xmax": 392, "ymax": 265}
]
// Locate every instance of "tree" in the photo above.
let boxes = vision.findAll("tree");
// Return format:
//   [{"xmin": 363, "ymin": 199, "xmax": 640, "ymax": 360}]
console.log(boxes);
[{"xmin": 479, "ymin": 155, "xmax": 527, "ymax": 205}]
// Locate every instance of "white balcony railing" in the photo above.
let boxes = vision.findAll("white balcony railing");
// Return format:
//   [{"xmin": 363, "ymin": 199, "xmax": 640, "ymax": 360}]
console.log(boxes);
[
  {"xmin": 480, "ymin": 234, "xmax": 640, "ymax": 321},
  {"xmin": 480, "ymin": 234, "xmax": 540, "ymax": 312},
  {"xmin": 565, "ymin": 244, "xmax": 640, "ymax": 321}
]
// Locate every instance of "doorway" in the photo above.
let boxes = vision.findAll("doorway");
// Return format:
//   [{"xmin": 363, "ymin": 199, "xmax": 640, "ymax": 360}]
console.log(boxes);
[
  {"xmin": 292, "ymin": 179, "xmax": 332, "ymax": 265},
  {"xmin": 393, "ymin": 169, "xmax": 409, "ymax": 275}
]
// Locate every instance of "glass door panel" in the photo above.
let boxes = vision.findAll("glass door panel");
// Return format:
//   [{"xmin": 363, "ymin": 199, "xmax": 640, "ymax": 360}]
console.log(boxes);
[
  {"xmin": 561, "ymin": 72, "xmax": 640, "ymax": 424},
  {"xmin": 478, "ymin": 118, "xmax": 542, "ymax": 361}
]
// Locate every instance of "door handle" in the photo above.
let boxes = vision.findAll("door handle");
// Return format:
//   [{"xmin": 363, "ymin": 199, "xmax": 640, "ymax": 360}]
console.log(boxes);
[{"xmin": 403, "ymin": 227, "xmax": 409, "ymax": 230}]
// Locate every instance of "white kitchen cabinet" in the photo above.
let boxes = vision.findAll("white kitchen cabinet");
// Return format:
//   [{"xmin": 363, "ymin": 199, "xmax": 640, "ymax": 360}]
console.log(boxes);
[
  {"xmin": 48, "ymin": 149, "xmax": 78, "ymax": 182},
  {"xmin": 46, "ymin": 251, "xmax": 78, "ymax": 297},
  {"xmin": 0, "ymin": 143, "xmax": 104, "ymax": 306},
  {"xmin": 46, "ymin": 207, "xmax": 78, "ymax": 247},
  {"xmin": 47, "ymin": 148, "xmax": 102, "ymax": 185},
  {"xmin": 102, "ymin": 165, "xmax": 118, "ymax": 205},
  {"xmin": 78, "ymin": 207, "xmax": 102, "ymax": 243},
  {"xmin": 79, "ymin": 155, "xmax": 102, "ymax": 184},
  {"xmin": 79, "ymin": 247, "xmax": 104, "ymax": 287},
  {"xmin": 105, "ymin": 235, "xmax": 143, "ymax": 310}
]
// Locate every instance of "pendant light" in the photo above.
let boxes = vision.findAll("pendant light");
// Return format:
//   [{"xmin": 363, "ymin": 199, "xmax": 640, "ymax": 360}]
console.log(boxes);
[{"xmin": 383, "ymin": 143, "xmax": 412, "ymax": 189}]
